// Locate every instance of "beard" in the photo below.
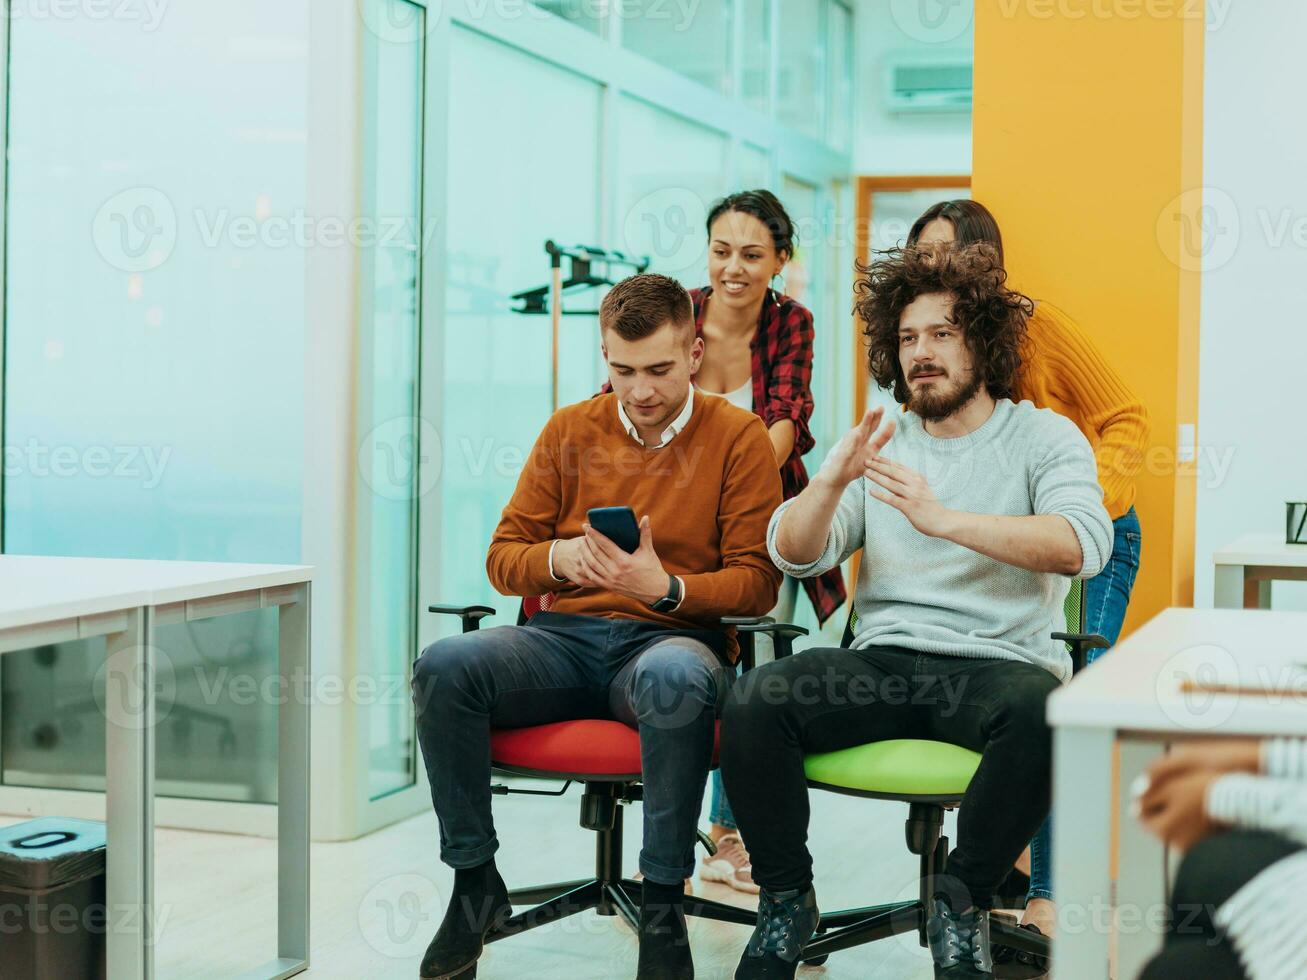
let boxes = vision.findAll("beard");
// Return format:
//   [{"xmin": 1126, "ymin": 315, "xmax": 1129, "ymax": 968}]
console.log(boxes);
[{"xmin": 907, "ymin": 368, "xmax": 983, "ymax": 422}]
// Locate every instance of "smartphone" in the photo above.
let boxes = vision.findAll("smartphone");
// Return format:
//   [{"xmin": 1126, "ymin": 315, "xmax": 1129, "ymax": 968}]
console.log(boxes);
[{"xmin": 586, "ymin": 506, "xmax": 641, "ymax": 554}]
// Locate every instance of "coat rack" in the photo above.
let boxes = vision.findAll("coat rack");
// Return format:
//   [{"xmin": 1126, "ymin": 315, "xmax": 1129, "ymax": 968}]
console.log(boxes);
[{"xmin": 511, "ymin": 241, "xmax": 650, "ymax": 411}]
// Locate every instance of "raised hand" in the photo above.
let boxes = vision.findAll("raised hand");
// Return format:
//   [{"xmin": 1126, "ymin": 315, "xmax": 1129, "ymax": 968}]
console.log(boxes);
[
  {"xmin": 815, "ymin": 407, "xmax": 896, "ymax": 491},
  {"xmin": 864, "ymin": 455, "xmax": 952, "ymax": 538}
]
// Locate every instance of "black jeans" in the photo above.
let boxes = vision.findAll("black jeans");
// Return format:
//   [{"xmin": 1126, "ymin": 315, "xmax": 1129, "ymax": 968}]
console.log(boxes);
[
  {"xmin": 1139, "ymin": 829, "xmax": 1301, "ymax": 980},
  {"xmin": 411, "ymin": 612, "xmax": 731, "ymax": 885},
  {"xmin": 720, "ymin": 645, "xmax": 1060, "ymax": 908}
]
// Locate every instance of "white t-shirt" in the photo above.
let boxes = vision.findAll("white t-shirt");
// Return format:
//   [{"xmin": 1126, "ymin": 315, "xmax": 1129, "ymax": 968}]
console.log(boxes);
[{"xmin": 696, "ymin": 378, "xmax": 754, "ymax": 412}]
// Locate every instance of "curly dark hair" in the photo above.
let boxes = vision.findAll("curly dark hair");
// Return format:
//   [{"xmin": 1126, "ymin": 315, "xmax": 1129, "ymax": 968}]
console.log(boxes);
[{"xmin": 853, "ymin": 242, "xmax": 1033, "ymax": 405}]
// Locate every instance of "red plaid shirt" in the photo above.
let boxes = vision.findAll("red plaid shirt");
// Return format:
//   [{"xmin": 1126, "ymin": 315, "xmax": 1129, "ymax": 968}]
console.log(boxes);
[{"xmin": 596, "ymin": 286, "xmax": 848, "ymax": 625}]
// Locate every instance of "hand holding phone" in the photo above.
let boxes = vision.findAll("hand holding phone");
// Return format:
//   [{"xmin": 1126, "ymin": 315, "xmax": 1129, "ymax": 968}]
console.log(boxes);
[{"xmin": 556, "ymin": 508, "xmax": 672, "ymax": 607}]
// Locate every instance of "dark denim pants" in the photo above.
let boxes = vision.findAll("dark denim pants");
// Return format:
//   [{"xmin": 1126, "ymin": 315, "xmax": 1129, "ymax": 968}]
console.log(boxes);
[
  {"xmin": 411, "ymin": 612, "xmax": 732, "ymax": 885},
  {"xmin": 720, "ymin": 644, "xmax": 1060, "ymax": 909},
  {"xmin": 1028, "ymin": 506, "xmax": 1142, "ymax": 900}
]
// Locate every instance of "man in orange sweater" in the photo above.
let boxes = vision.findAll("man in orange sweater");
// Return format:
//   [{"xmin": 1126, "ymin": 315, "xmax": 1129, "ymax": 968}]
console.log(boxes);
[{"xmin": 412, "ymin": 273, "xmax": 783, "ymax": 980}]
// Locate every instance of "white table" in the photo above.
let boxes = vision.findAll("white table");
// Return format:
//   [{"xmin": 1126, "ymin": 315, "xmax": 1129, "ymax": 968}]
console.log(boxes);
[
  {"xmin": 1214, "ymin": 532, "xmax": 1307, "ymax": 608},
  {"xmin": 1047, "ymin": 607, "xmax": 1307, "ymax": 980},
  {"xmin": 0, "ymin": 556, "xmax": 312, "ymax": 980}
]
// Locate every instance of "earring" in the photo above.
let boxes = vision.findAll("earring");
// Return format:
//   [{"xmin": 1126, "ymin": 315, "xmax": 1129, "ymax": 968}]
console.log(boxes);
[{"xmin": 770, "ymin": 271, "xmax": 785, "ymax": 304}]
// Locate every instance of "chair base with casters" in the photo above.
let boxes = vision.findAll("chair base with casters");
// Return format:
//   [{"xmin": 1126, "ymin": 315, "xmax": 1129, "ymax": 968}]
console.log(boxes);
[
  {"xmin": 480, "ymin": 718, "xmax": 759, "ymax": 944},
  {"xmin": 792, "ymin": 582, "xmax": 1108, "ymax": 969},
  {"xmin": 424, "ymin": 604, "xmax": 808, "ymax": 960},
  {"xmin": 796, "ymin": 739, "xmax": 1048, "ymax": 966}
]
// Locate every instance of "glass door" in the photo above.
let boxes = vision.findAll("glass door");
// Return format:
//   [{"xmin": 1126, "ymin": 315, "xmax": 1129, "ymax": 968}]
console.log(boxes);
[{"xmin": 357, "ymin": 0, "xmax": 426, "ymax": 801}]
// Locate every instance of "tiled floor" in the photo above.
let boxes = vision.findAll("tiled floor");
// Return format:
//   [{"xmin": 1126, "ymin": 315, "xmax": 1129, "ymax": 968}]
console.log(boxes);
[{"xmin": 5, "ymin": 787, "xmax": 954, "ymax": 978}]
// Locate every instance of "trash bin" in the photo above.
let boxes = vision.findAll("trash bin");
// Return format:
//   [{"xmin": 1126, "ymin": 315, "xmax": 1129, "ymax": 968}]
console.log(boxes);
[{"xmin": 0, "ymin": 816, "xmax": 107, "ymax": 980}]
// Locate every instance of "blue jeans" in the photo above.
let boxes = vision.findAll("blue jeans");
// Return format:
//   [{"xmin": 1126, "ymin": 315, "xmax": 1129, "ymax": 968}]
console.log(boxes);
[
  {"xmin": 411, "ymin": 612, "xmax": 732, "ymax": 885},
  {"xmin": 1028, "ymin": 507, "xmax": 1142, "ymax": 901},
  {"xmin": 710, "ymin": 770, "xmax": 738, "ymax": 830}
]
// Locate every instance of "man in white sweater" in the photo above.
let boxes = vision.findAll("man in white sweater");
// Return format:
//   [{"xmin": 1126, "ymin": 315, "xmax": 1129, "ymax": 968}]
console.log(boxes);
[
  {"xmin": 721, "ymin": 243, "xmax": 1113, "ymax": 980},
  {"xmin": 1137, "ymin": 737, "xmax": 1307, "ymax": 979}
]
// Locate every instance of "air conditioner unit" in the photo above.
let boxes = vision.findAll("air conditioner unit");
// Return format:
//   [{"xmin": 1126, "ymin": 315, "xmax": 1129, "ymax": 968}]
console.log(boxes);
[{"xmin": 886, "ymin": 58, "xmax": 973, "ymax": 113}]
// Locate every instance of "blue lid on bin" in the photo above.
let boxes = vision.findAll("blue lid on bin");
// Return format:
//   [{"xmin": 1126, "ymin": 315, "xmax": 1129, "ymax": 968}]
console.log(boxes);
[{"xmin": 0, "ymin": 817, "xmax": 106, "ymax": 892}]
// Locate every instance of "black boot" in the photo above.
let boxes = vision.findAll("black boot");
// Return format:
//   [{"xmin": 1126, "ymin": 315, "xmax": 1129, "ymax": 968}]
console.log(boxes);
[
  {"xmin": 927, "ymin": 895, "xmax": 994, "ymax": 978},
  {"xmin": 734, "ymin": 885, "xmax": 819, "ymax": 980},
  {"xmin": 419, "ymin": 860, "xmax": 511, "ymax": 980},
  {"xmin": 636, "ymin": 879, "xmax": 694, "ymax": 979}
]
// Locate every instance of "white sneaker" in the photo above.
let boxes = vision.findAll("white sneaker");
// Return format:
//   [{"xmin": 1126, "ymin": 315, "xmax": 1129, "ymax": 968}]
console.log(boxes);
[{"xmin": 698, "ymin": 833, "xmax": 759, "ymax": 894}]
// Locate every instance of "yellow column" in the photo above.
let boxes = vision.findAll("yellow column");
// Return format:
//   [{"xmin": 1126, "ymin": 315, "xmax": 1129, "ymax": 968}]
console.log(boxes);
[{"xmin": 972, "ymin": 3, "xmax": 1205, "ymax": 634}]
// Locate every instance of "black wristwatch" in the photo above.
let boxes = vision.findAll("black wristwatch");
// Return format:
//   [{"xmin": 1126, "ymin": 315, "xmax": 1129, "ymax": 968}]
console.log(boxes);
[{"xmin": 650, "ymin": 574, "xmax": 682, "ymax": 613}]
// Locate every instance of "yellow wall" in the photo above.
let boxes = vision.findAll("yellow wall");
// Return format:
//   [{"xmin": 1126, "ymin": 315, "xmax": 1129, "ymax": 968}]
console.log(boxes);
[{"xmin": 972, "ymin": 6, "xmax": 1204, "ymax": 636}]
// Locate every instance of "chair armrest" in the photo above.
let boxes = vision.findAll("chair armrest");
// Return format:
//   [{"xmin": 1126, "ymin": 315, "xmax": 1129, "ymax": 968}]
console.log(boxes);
[
  {"xmin": 429, "ymin": 604, "xmax": 497, "ymax": 633},
  {"xmin": 1053, "ymin": 632, "xmax": 1110, "ymax": 674},
  {"xmin": 721, "ymin": 616, "xmax": 809, "ymax": 666}
]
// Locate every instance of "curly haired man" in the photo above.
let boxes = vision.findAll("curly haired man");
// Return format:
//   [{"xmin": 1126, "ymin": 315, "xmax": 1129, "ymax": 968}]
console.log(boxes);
[{"xmin": 721, "ymin": 243, "xmax": 1113, "ymax": 980}]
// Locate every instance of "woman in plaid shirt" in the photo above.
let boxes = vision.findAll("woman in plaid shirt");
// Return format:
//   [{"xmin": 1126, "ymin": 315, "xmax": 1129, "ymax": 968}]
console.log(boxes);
[
  {"xmin": 691, "ymin": 189, "xmax": 847, "ymax": 893},
  {"xmin": 601, "ymin": 191, "xmax": 847, "ymax": 891}
]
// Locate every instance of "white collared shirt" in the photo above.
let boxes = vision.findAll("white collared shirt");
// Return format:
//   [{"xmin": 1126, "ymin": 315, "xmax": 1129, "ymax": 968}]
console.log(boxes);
[
  {"xmin": 546, "ymin": 386, "xmax": 693, "ymax": 609},
  {"xmin": 616, "ymin": 385, "xmax": 695, "ymax": 450}
]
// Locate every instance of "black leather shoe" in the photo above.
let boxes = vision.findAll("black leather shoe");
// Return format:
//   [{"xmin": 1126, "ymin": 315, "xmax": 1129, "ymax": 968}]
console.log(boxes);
[
  {"xmin": 927, "ymin": 897, "xmax": 994, "ymax": 978},
  {"xmin": 734, "ymin": 886, "xmax": 819, "ymax": 980},
  {"xmin": 636, "ymin": 883, "xmax": 694, "ymax": 979},
  {"xmin": 419, "ymin": 863, "xmax": 511, "ymax": 980}
]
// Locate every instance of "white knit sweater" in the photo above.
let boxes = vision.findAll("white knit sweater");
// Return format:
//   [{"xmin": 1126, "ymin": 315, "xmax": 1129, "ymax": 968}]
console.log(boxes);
[
  {"xmin": 767, "ymin": 399, "xmax": 1111, "ymax": 682},
  {"xmin": 1205, "ymin": 738, "xmax": 1307, "ymax": 979}
]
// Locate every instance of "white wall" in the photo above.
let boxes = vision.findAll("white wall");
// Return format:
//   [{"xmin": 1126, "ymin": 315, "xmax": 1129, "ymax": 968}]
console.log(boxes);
[
  {"xmin": 852, "ymin": 0, "xmax": 972, "ymax": 174},
  {"xmin": 1193, "ymin": 4, "xmax": 1307, "ymax": 610}
]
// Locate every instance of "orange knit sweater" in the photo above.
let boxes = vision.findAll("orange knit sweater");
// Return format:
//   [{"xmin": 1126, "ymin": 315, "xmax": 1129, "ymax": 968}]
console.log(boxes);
[
  {"xmin": 486, "ymin": 391, "xmax": 784, "ymax": 661},
  {"xmin": 1019, "ymin": 302, "xmax": 1150, "ymax": 519}
]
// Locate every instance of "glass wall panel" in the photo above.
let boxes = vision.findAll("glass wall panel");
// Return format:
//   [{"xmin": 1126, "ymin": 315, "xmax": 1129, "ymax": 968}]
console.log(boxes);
[
  {"xmin": 739, "ymin": 0, "xmax": 772, "ymax": 115},
  {"xmin": 0, "ymin": 1, "xmax": 307, "ymax": 800},
  {"xmin": 827, "ymin": 1, "xmax": 854, "ymax": 149},
  {"xmin": 781, "ymin": 174, "xmax": 824, "ymax": 426},
  {"xmin": 738, "ymin": 143, "xmax": 771, "ymax": 190},
  {"xmin": 622, "ymin": 0, "xmax": 732, "ymax": 95},
  {"xmin": 776, "ymin": 2, "xmax": 824, "ymax": 139},
  {"xmin": 617, "ymin": 97, "xmax": 730, "ymax": 288},
  {"xmin": 534, "ymin": 0, "xmax": 604, "ymax": 34},
  {"xmin": 438, "ymin": 29, "xmax": 603, "ymax": 625}
]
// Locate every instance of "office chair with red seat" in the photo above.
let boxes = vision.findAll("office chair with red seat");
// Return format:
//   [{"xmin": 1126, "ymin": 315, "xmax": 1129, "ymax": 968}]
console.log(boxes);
[{"xmin": 425, "ymin": 598, "xmax": 805, "ymax": 963}]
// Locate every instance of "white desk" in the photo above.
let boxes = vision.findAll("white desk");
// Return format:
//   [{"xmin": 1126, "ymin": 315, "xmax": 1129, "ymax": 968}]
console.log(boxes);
[
  {"xmin": 1214, "ymin": 532, "xmax": 1307, "ymax": 608},
  {"xmin": 1047, "ymin": 607, "xmax": 1307, "ymax": 980},
  {"xmin": 0, "ymin": 556, "xmax": 312, "ymax": 980}
]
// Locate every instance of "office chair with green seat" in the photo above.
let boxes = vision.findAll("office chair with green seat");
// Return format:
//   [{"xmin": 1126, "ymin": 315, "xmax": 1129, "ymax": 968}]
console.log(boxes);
[{"xmin": 792, "ymin": 579, "xmax": 1108, "ymax": 968}]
